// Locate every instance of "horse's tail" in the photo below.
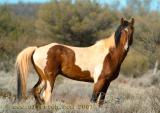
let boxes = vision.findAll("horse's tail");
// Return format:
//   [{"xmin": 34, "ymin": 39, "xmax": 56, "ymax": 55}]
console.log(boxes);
[{"xmin": 15, "ymin": 46, "xmax": 37, "ymax": 101}]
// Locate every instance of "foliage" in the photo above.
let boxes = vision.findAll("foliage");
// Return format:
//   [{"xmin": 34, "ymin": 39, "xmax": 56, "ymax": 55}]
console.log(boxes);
[
  {"xmin": 35, "ymin": 0, "xmax": 117, "ymax": 46},
  {"xmin": 121, "ymin": 49, "xmax": 149, "ymax": 77},
  {"xmin": 0, "ymin": 5, "xmax": 18, "ymax": 39},
  {"xmin": 0, "ymin": 0, "xmax": 160, "ymax": 75}
]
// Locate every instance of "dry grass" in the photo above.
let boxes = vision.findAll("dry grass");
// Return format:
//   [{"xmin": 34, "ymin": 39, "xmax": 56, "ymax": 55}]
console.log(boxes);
[{"xmin": 0, "ymin": 69, "xmax": 160, "ymax": 113}]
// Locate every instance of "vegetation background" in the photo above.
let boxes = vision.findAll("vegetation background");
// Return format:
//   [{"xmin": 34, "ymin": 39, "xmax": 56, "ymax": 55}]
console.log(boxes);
[{"xmin": 0, "ymin": 0, "xmax": 160, "ymax": 113}]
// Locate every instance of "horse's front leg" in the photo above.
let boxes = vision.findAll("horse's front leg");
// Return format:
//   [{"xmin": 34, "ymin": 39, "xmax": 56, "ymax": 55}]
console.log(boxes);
[
  {"xmin": 90, "ymin": 77, "xmax": 107, "ymax": 103},
  {"xmin": 98, "ymin": 82, "xmax": 110, "ymax": 105}
]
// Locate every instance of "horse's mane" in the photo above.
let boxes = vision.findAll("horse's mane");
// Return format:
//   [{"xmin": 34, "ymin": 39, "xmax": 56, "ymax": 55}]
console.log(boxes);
[{"xmin": 115, "ymin": 20, "xmax": 129, "ymax": 46}]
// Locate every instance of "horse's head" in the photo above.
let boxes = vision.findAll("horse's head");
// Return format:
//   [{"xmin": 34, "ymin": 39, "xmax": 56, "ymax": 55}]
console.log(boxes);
[{"xmin": 115, "ymin": 18, "xmax": 134, "ymax": 50}]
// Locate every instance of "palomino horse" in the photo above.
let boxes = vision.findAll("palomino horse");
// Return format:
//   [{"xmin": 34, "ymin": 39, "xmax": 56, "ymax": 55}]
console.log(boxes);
[{"xmin": 16, "ymin": 18, "xmax": 134, "ymax": 105}]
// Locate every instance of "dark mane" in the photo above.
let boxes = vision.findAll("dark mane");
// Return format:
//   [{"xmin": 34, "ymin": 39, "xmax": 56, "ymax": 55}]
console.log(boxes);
[{"xmin": 115, "ymin": 20, "xmax": 129, "ymax": 46}]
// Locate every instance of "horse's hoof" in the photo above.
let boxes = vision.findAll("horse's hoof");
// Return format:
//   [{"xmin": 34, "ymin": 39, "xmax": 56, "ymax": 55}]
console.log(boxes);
[
  {"xmin": 98, "ymin": 101, "xmax": 104, "ymax": 107},
  {"xmin": 90, "ymin": 98, "xmax": 97, "ymax": 103}
]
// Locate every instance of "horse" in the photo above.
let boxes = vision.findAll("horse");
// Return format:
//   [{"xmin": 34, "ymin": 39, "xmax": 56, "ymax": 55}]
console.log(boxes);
[{"xmin": 15, "ymin": 18, "xmax": 134, "ymax": 105}]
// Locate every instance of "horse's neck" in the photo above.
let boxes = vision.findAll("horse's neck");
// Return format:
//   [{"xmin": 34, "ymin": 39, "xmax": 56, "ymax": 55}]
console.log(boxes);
[
  {"xmin": 94, "ymin": 33, "xmax": 115, "ymax": 49},
  {"xmin": 104, "ymin": 33, "xmax": 115, "ymax": 48},
  {"xmin": 112, "ymin": 41, "xmax": 128, "ymax": 65}
]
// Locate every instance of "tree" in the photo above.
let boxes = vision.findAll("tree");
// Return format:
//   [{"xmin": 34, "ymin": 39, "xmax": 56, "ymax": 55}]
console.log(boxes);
[
  {"xmin": 35, "ymin": 0, "xmax": 117, "ymax": 46},
  {"xmin": 0, "ymin": 5, "xmax": 18, "ymax": 39}
]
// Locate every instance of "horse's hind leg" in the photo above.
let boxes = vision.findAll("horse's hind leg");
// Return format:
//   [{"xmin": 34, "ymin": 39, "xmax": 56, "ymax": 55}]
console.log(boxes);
[
  {"xmin": 33, "ymin": 75, "xmax": 56, "ymax": 105},
  {"xmin": 43, "ymin": 63, "xmax": 60, "ymax": 103},
  {"xmin": 43, "ymin": 72, "xmax": 57, "ymax": 103},
  {"xmin": 33, "ymin": 79, "xmax": 46, "ymax": 105},
  {"xmin": 32, "ymin": 73, "xmax": 56, "ymax": 104},
  {"xmin": 32, "ymin": 64, "xmax": 48, "ymax": 105}
]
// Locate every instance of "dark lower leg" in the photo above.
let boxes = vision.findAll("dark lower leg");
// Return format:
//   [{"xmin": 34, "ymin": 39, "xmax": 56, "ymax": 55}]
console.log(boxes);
[
  {"xmin": 90, "ymin": 78, "xmax": 106, "ymax": 103},
  {"xmin": 98, "ymin": 82, "xmax": 110, "ymax": 105},
  {"xmin": 90, "ymin": 92, "xmax": 101, "ymax": 103}
]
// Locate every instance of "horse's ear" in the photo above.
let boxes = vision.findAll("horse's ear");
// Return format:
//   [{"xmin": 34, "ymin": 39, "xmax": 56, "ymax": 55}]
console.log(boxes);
[
  {"xmin": 120, "ymin": 18, "xmax": 124, "ymax": 25},
  {"xmin": 131, "ymin": 18, "xmax": 134, "ymax": 26}
]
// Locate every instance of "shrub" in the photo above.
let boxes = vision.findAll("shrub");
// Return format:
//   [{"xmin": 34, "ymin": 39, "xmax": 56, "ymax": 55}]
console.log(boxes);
[
  {"xmin": 35, "ymin": 0, "xmax": 117, "ymax": 46},
  {"xmin": 121, "ymin": 49, "xmax": 149, "ymax": 77}
]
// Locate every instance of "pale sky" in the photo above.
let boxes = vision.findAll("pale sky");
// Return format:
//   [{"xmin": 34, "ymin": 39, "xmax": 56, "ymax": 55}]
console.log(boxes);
[{"xmin": 0, "ymin": 0, "xmax": 159, "ymax": 11}]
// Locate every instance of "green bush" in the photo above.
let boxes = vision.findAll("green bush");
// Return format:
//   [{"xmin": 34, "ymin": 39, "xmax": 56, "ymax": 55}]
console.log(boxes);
[
  {"xmin": 35, "ymin": 0, "xmax": 117, "ymax": 46},
  {"xmin": 121, "ymin": 49, "xmax": 149, "ymax": 77}
]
